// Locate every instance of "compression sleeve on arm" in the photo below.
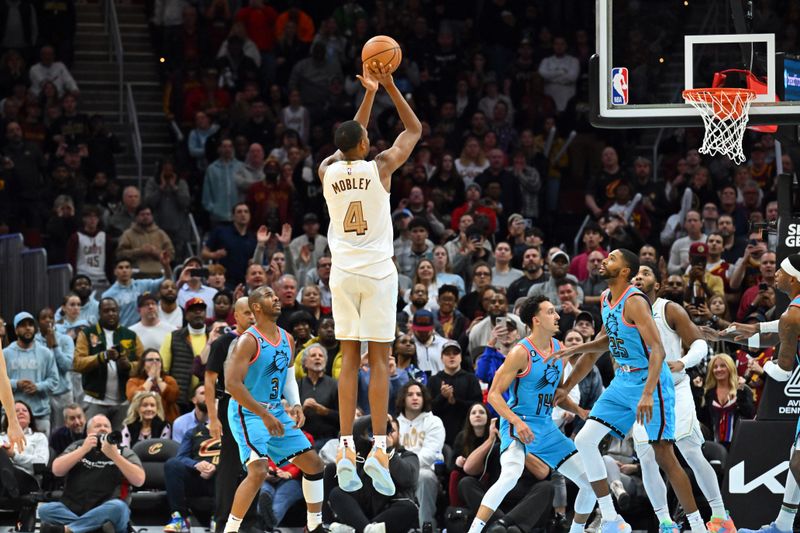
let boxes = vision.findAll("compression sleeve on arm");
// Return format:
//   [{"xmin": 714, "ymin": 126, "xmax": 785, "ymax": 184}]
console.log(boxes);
[
  {"xmin": 680, "ymin": 339, "xmax": 708, "ymax": 370},
  {"xmin": 760, "ymin": 320, "xmax": 780, "ymax": 334},
  {"xmin": 283, "ymin": 371, "xmax": 301, "ymax": 407},
  {"xmin": 764, "ymin": 360, "xmax": 793, "ymax": 382}
]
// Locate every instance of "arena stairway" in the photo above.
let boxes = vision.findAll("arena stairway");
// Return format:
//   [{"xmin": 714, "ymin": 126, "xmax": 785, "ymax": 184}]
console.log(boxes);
[{"xmin": 73, "ymin": 1, "xmax": 172, "ymax": 182}]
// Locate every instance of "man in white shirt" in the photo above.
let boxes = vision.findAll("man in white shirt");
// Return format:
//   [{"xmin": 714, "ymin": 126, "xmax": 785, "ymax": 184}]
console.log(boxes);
[
  {"xmin": 396, "ymin": 381, "xmax": 445, "ymax": 530},
  {"xmin": 130, "ymin": 294, "xmax": 176, "ymax": 351},
  {"xmin": 176, "ymin": 257, "xmax": 218, "ymax": 318},
  {"xmin": 668, "ymin": 210, "xmax": 707, "ymax": 275},
  {"xmin": 157, "ymin": 279, "xmax": 184, "ymax": 329},
  {"xmin": 411, "ymin": 310, "xmax": 448, "ymax": 376},
  {"xmin": 29, "ymin": 44, "xmax": 79, "ymax": 96},
  {"xmin": 537, "ymin": 36, "xmax": 579, "ymax": 112},
  {"xmin": 491, "ymin": 241, "xmax": 523, "ymax": 289}
]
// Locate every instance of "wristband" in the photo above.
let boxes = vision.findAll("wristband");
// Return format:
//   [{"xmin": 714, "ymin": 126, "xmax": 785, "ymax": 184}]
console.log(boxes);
[
  {"xmin": 760, "ymin": 320, "xmax": 780, "ymax": 334},
  {"xmin": 764, "ymin": 360, "xmax": 793, "ymax": 382},
  {"xmin": 747, "ymin": 334, "xmax": 761, "ymax": 350}
]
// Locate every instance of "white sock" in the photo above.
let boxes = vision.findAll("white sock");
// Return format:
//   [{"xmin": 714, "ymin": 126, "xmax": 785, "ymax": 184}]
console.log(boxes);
[
  {"xmin": 569, "ymin": 520, "xmax": 585, "ymax": 533},
  {"xmin": 467, "ymin": 518, "xmax": 486, "ymax": 533},
  {"xmin": 340, "ymin": 435, "xmax": 355, "ymax": 451},
  {"xmin": 709, "ymin": 501, "xmax": 727, "ymax": 520},
  {"xmin": 224, "ymin": 514, "xmax": 242, "ymax": 533},
  {"xmin": 687, "ymin": 510, "xmax": 705, "ymax": 532},
  {"xmin": 374, "ymin": 435, "xmax": 386, "ymax": 451},
  {"xmin": 653, "ymin": 506, "xmax": 672, "ymax": 524},
  {"xmin": 307, "ymin": 511, "xmax": 322, "ymax": 530},
  {"xmin": 776, "ymin": 505, "xmax": 797, "ymax": 532},
  {"xmin": 597, "ymin": 494, "xmax": 618, "ymax": 521}
]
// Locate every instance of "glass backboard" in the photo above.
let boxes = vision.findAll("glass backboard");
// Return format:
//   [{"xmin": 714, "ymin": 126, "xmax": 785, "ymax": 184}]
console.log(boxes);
[{"xmin": 591, "ymin": 0, "xmax": 800, "ymax": 128}]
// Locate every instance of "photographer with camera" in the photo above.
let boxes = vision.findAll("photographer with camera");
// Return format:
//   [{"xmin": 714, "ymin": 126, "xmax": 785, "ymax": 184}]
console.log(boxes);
[{"xmin": 39, "ymin": 414, "xmax": 145, "ymax": 533}]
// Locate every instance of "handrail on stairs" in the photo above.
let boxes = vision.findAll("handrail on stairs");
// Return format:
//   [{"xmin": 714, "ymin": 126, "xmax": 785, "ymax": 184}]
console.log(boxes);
[
  {"xmin": 126, "ymin": 84, "xmax": 143, "ymax": 189},
  {"xmin": 104, "ymin": 0, "xmax": 124, "ymax": 122}
]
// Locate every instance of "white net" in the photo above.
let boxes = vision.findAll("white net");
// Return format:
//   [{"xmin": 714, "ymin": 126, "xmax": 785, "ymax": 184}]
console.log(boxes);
[{"xmin": 683, "ymin": 88, "xmax": 756, "ymax": 165}]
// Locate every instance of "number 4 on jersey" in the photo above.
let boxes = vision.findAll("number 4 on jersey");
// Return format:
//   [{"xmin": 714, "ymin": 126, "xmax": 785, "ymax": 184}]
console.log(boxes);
[{"xmin": 343, "ymin": 201, "xmax": 368, "ymax": 235}]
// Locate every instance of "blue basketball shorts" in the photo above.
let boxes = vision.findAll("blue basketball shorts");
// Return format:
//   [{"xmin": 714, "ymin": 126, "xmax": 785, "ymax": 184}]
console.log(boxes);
[
  {"xmin": 588, "ymin": 364, "xmax": 675, "ymax": 442},
  {"xmin": 499, "ymin": 416, "xmax": 577, "ymax": 469},
  {"xmin": 229, "ymin": 400, "xmax": 312, "ymax": 466}
]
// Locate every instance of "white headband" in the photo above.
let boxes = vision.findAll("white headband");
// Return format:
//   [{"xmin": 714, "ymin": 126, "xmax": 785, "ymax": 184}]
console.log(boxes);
[{"xmin": 781, "ymin": 257, "xmax": 800, "ymax": 282}]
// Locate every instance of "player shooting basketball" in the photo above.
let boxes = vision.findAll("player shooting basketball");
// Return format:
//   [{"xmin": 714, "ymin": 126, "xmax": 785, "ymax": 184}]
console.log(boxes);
[{"xmin": 318, "ymin": 58, "xmax": 421, "ymax": 496}]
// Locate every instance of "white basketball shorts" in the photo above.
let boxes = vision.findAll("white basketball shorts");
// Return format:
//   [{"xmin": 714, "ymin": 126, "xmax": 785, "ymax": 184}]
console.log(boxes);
[{"xmin": 330, "ymin": 263, "xmax": 397, "ymax": 343}]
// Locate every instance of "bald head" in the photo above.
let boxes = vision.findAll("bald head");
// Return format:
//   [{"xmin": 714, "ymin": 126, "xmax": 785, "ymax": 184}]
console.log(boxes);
[
  {"xmin": 87, "ymin": 414, "xmax": 112, "ymax": 434},
  {"xmin": 234, "ymin": 296, "xmax": 253, "ymax": 331}
]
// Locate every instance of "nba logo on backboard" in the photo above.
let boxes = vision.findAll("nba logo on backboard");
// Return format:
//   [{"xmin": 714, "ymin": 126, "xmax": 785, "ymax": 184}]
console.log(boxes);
[{"xmin": 611, "ymin": 67, "xmax": 629, "ymax": 105}]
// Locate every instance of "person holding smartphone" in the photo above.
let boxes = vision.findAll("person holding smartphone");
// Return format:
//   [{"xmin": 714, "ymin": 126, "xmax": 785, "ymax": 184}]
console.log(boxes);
[{"xmin": 176, "ymin": 257, "xmax": 217, "ymax": 319}]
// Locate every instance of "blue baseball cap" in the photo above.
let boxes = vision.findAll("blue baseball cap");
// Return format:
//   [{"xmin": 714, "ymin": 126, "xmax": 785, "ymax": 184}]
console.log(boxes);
[
  {"xmin": 13, "ymin": 312, "xmax": 35, "ymax": 329},
  {"xmin": 412, "ymin": 309, "xmax": 435, "ymax": 332}
]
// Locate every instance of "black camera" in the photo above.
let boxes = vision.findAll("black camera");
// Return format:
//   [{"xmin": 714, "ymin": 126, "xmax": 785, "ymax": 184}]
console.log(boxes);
[{"xmin": 96, "ymin": 431, "xmax": 123, "ymax": 450}]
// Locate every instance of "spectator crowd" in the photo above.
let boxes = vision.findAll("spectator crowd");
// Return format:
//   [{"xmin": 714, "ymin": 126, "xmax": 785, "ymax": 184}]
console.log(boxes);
[{"xmin": 0, "ymin": 0, "xmax": 797, "ymax": 532}]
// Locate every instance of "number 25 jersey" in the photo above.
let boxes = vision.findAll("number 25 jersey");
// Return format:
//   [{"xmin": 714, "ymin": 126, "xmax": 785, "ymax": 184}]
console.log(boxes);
[{"xmin": 323, "ymin": 160, "xmax": 394, "ymax": 277}]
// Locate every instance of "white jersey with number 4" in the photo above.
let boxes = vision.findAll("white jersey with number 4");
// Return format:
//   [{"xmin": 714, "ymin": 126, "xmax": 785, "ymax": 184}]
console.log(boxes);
[{"xmin": 323, "ymin": 159, "xmax": 394, "ymax": 277}]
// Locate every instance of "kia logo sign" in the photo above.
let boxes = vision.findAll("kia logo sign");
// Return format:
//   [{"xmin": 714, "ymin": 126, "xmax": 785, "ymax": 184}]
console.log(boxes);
[{"xmin": 728, "ymin": 460, "xmax": 789, "ymax": 494}]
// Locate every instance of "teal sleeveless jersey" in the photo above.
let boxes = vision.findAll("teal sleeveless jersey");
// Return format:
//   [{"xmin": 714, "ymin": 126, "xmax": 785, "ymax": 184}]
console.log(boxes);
[
  {"xmin": 601, "ymin": 285, "xmax": 651, "ymax": 368},
  {"xmin": 507, "ymin": 337, "xmax": 563, "ymax": 420},
  {"xmin": 242, "ymin": 325, "xmax": 292, "ymax": 411}
]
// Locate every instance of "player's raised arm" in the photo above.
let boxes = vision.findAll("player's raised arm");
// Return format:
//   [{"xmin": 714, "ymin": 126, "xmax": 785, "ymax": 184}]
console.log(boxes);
[
  {"xmin": 624, "ymin": 295, "xmax": 666, "ymax": 424},
  {"xmin": 487, "ymin": 345, "xmax": 534, "ymax": 443},
  {"xmin": 318, "ymin": 68, "xmax": 380, "ymax": 181},
  {"xmin": 370, "ymin": 61, "xmax": 422, "ymax": 181}
]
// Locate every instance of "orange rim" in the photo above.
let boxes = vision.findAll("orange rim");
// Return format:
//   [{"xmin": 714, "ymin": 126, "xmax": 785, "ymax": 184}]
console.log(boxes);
[{"xmin": 683, "ymin": 88, "xmax": 757, "ymax": 119}]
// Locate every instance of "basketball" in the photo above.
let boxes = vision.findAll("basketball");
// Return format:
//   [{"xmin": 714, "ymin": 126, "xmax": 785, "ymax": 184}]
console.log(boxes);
[{"xmin": 361, "ymin": 35, "xmax": 402, "ymax": 73}]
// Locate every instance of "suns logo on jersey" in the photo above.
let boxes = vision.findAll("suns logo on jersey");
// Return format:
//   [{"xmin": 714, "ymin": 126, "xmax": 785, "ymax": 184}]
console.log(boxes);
[{"xmin": 536, "ymin": 364, "xmax": 561, "ymax": 389}]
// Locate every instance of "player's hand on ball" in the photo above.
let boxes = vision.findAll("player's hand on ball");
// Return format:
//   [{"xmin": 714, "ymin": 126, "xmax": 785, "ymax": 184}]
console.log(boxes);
[
  {"xmin": 512, "ymin": 418, "xmax": 534, "ymax": 444},
  {"xmin": 356, "ymin": 66, "xmax": 379, "ymax": 92},
  {"xmin": 290, "ymin": 405, "xmax": 305, "ymax": 428},
  {"xmin": 367, "ymin": 60, "xmax": 394, "ymax": 86},
  {"xmin": 636, "ymin": 394, "xmax": 654, "ymax": 425},
  {"xmin": 261, "ymin": 412, "xmax": 284, "ymax": 437}
]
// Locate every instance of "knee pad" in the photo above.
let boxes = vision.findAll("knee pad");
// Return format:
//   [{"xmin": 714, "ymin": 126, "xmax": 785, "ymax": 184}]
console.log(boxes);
[{"xmin": 302, "ymin": 473, "xmax": 324, "ymax": 503}]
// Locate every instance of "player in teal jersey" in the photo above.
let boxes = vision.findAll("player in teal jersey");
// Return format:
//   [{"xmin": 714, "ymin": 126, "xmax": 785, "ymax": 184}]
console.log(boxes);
[
  {"xmin": 466, "ymin": 296, "xmax": 595, "ymax": 533},
  {"xmin": 223, "ymin": 286, "xmax": 326, "ymax": 533},
  {"xmin": 555, "ymin": 249, "xmax": 707, "ymax": 533}
]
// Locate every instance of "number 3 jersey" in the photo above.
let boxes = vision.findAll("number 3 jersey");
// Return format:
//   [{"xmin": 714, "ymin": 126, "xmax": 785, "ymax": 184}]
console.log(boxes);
[
  {"xmin": 238, "ymin": 325, "xmax": 292, "ymax": 414},
  {"xmin": 323, "ymin": 159, "xmax": 395, "ymax": 278}
]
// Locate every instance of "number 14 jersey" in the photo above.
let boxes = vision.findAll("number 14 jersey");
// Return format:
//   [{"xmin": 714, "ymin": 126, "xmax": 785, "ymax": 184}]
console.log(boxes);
[{"xmin": 323, "ymin": 159, "xmax": 395, "ymax": 277}]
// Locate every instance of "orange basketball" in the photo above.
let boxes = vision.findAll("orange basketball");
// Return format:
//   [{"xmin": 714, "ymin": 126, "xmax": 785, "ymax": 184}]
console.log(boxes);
[{"xmin": 361, "ymin": 35, "xmax": 402, "ymax": 73}]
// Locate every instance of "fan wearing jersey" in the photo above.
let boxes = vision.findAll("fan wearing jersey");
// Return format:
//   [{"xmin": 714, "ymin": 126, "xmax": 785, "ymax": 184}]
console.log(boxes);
[
  {"xmin": 318, "ymin": 61, "xmax": 421, "ymax": 497},
  {"xmin": 555, "ymin": 249, "xmax": 707, "ymax": 533},
  {"xmin": 466, "ymin": 296, "xmax": 595, "ymax": 533},
  {"xmin": 222, "ymin": 286, "xmax": 325, "ymax": 533},
  {"xmin": 721, "ymin": 253, "xmax": 800, "ymax": 533},
  {"xmin": 631, "ymin": 263, "xmax": 735, "ymax": 533}
]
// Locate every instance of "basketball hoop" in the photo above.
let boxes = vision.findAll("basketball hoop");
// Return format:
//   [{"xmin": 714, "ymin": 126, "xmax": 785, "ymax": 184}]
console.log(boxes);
[{"xmin": 682, "ymin": 88, "xmax": 757, "ymax": 165}]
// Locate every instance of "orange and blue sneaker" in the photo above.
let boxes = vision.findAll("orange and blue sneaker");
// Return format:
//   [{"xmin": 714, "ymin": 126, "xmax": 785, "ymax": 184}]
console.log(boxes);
[
  {"xmin": 336, "ymin": 445, "xmax": 362, "ymax": 492},
  {"xmin": 600, "ymin": 516, "xmax": 632, "ymax": 533},
  {"xmin": 707, "ymin": 513, "xmax": 737, "ymax": 533},
  {"xmin": 364, "ymin": 446, "xmax": 395, "ymax": 496},
  {"xmin": 163, "ymin": 512, "xmax": 190, "ymax": 533},
  {"xmin": 659, "ymin": 521, "xmax": 680, "ymax": 533}
]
